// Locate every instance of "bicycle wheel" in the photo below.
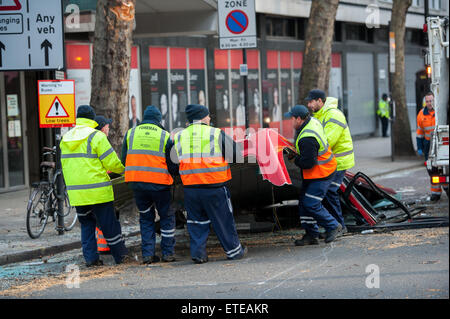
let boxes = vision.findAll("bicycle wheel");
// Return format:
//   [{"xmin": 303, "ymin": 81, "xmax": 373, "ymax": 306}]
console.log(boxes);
[
  {"xmin": 26, "ymin": 183, "xmax": 50, "ymax": 239},
  {"xmin": 52, "ymin": 171, "xmax": 78, "ymax": 231},
  {"xmin": 62, "ymin": 189, "xmax": 77, "ymax": 231}
]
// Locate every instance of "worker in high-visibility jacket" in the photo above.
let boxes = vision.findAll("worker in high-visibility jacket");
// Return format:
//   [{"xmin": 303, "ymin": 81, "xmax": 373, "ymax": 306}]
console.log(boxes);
[
  {"xmin": 60, "ymin": 105, "xmax": 129, "ymax": 267},
  {"xmin": 306, "ymin": 89, "xmax": 354, "ymax": 235},
  {"xmin": 121, "ymin": 106, "xmax": 178, "ymax": 264},
  {"xmin": 174, "ymin": 104, "xmax": 247, "ymax": 264},
  {"xmin": 416, "ymin": 92, "xmax": 448, "ymax": 201},
  {"xmin": 377, "ymin": 93, "xmax": 390, "ymax": 138},
  {"xmin": 285, "ymin": 104, "xmax": 342, "ymax": 246}
]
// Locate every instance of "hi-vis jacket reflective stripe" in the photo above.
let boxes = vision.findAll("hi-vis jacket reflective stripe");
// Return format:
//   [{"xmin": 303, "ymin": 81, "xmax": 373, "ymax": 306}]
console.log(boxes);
[
  {"xmin": 416, "ymin": 107, "xmax": 435, "ymax": 141},
  {"xmin": 313, "ymin": 97, "xmax": 355, "ymax": 171},
  {"xmin": 60, "ymin": 118, "xmax": 125, "ymax": 206},
  {"xmin": 124, "ymin": 124, "xmax": 173, "ymax": 185},
  {"xmin": 377, "ymin": 100, "xmax": 390, "ymax": 118},
  {"xmin": 296, "ymin": 117, "xmax": 337, "ymax": 180},
  {"xmin": 174, "ymin": 123, "xmax": 231, "ymax": 186}
]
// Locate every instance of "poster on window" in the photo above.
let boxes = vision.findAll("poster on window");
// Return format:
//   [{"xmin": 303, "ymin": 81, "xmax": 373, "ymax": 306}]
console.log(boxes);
[
  {"xmin": 66, "ymin": 43, "xmax": 91, "ymax": 110},
  {"xmin": 292, "ymin": 52, "xmax": 302, "ymax": 108},
  {"xmin": 329, "ymin": 53, "xmax": 343, "ymax": 106},
  {"xmin": 230, "ymin": 50, "xmax": 245, "ymax": 129},
  {"xmin": 280, "ymin": 51, "xmax": 293, "ymax": 138},
  {"xmin": 149, "ymin": 47, "xmax": 170, "ymax": 129},
  {"xmin": 246, "ymin": 50, "xmax": 261, "ymax": 129},
  {"xmin": 264, "ymin": 50, "xmax": 280, "ymax": 131},
  {"xmin": 214, "ymin": 49, "xmax": 231, "ymax": 129},
  {"xmin": 189, "ymin": 48, "xmax": 207, "ymax": 108},
  {"xmin": 129, "ymin": 46, "xmax": 142, "ymax": 130},
  {"xmin": 170, "ymin": 48, "xmax": 188, "ymax": 129}
]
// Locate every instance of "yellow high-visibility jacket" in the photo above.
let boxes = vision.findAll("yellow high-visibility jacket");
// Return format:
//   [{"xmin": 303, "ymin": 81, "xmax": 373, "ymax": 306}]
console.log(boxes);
[
  {"xmin": 313, "ymin": 97, "xmax": 355, "ymax": 171},
  {"xmin": 60, "ymin": 118, "xmax": 125, "ymax": 206}
]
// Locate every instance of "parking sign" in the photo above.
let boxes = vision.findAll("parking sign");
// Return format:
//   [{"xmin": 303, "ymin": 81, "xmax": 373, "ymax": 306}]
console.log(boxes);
[{"xmin": 218, "ymin": 0, "xmax": 257, "ymax": 49}]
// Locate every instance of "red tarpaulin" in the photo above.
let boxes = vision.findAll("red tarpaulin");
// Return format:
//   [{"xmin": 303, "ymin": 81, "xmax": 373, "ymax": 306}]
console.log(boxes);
[{"xmin": 240, "ymin": 129, "xmax": 297, "ymax": 187}]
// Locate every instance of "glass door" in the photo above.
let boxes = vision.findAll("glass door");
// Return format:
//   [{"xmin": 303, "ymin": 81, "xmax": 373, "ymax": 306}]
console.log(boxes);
[{"xmin": 0, "ymin": 71, "xmax": 27, "ymax": 191}]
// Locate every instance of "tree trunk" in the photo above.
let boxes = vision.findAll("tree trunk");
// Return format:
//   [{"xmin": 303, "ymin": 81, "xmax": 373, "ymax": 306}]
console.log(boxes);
[
  {"xmin": 90, "ymin": 0, "xmax": 135, "ymax": 152},
  {"xmin": 297, "ymin": 0, "xmax": 339, "ymax": 103},
  {"xmin": 391, "ymin": 0, "xmax": 415, "ymax": 157}
]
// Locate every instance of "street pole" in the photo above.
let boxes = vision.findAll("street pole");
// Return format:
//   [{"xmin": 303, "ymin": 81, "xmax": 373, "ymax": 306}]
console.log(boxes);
[
  {"xmin": 55, "ymin": 125, "xmax": 65, "ymax": 235},
  {"xmin": 243, "ymin": 48, "xmax": 249, "ymax": 132},
  {"xmin": 388, "ymin": 21, "xmax": 395, "ymax": 162},
  {"xmin": 49, "ymin": 71, "xmax": 65, "ymax": 235}
]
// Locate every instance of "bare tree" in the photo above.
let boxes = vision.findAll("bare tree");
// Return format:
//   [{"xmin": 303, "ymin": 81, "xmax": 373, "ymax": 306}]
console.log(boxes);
[
  {"xmin": 90, "ymin": 0, "xmax": 135, "ymax": 151},
  {"xmin": 298, "ymin": 0, "xmax": 340, "ymax": 103},
  {"xmin": 391, "ymin": 0, "xmax": 415, "ymax": 157}
]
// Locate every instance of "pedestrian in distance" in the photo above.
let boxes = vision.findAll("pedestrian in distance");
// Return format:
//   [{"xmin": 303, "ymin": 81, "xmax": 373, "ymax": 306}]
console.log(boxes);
[
  {"xmin": 122, "ymin": 106, "xmax": 178, "ymax": 264},
  {"xmin": 60, "ymin": 105, "xmax": 129, "ymax": 267},
  {"xmin": 306, "ymin": 89, "xmax": 354, "ymax": 236},
  {"xmin": 284, "ymin": 104, "xmax": 342, "ymax": 246},
  {"xmin": 377, "ymin": 93, "xmax": 391, "ymax": 138},
  {"xmin": 174, "ymin": 104, "xmax": 247, "ymax": 264}
]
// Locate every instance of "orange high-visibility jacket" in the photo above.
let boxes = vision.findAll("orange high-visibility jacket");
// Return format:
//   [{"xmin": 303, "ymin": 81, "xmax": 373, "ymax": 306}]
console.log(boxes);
[
  {"xmin": 416, "ymin": 107, "xmax": 435, "ymax": 141},
  {"xmin": 124, "ymin": 124, "xmax": 173, "ymax": 185},
  {"xmin": 295, "ymin": 117, "xmax": 337, "ymax": 180}
]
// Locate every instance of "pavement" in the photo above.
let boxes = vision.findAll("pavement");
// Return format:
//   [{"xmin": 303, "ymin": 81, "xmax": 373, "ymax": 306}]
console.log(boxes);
[{"xmin": 0, "ymin": 135, "xmax": 426, "ymax": 266}]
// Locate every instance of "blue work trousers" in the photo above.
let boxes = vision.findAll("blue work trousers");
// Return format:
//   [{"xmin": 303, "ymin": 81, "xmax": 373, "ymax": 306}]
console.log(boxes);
[
  {"xmin": 299, "ymin": 175, "xmax": 340, "ymax": 237},
  {"xmin": 76, "ymin": 201, "xmax": 128, "ymax": 264},
  {"xmin": 134, "ymin": 189, "xmax": 176, "ymax": 258},
  {"xmin": 323, "ymin": 169, "xmax": 346, "ymax": 228},
  {"xmin": 184, "ymin": 186, "xmax": 244, "ymax": 260}
]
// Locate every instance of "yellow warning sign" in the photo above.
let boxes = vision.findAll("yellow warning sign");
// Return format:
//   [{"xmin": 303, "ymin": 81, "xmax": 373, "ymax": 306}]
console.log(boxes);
[{"xmin": 38, "ymin": 80, "xmax": 76, "ymax": 128}]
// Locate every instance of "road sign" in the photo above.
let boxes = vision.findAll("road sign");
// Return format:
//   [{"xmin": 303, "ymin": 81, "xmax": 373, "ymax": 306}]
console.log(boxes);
[
  {"xmin": 218, "ymin": 0, "xmax": 257, "ymax": 49},
  {"xmin": 38, "ymin": 80, "xmax": 75, "ymax": 128},
  {"xmin": 0, "ymin": 0, "xmax": 65, "ymax": 71},
  {"xmin": 239, "ymin": 63, "xmax": 248, "ymax": 76},
  {"xmin": 389, "ymin": 31, "xmax": 395, "ymax": 73}
]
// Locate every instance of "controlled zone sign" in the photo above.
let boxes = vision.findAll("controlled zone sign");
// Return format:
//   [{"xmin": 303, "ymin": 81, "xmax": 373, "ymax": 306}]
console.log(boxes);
[
  {"xmin": 0, "ymin": 0, "xmax": 65, "ymax": 71},
  {"xmin": 218, "ymin": 0, "xmax": 256, "ymax": 49},
  {"xmin": 38, "ymin": 80, "xmax": 75, "ymax": 128}
]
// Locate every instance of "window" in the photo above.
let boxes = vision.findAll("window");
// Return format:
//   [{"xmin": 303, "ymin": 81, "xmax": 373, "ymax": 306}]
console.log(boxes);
[
  {"xmin": 265, "ymin": 16, "xmax": 296, "ymax": 38},
  {"xmin": 334, "ymin": 21, "xmax": 342, "ymax": 42},
  {"xmin": 345, "ymin": 23, "xmax": 368, "ymax": 42},
  {"xmin": 297, "ymin": 18, "xmax": 307, "ymax": 40},
  {"xmin": 412, "ymin": 0, "xmax": 421, "ymax": 7},
  {"xmin": 406, "ymin": 29, "xmax": 427, "ymax": 46},
  {"xmin": 429, "ymin": 0, "xmax": 441, "ymax": 10},
  {"xmin": 374, "ymin": 27, "xmax": 389, "ymax": 43}
]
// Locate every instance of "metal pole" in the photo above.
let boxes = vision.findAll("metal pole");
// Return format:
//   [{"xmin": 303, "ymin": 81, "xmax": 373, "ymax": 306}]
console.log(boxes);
[
  {"xmin": 55, "ymin": 125, "xmax": 65, "ymax": 235},
  {"xmin": 388, "ymin": 21, "xmax": 395, "ymax": 162},
  {"xmin": 243, "ymin": 48, "xmax": 249, "ymax": 131}
]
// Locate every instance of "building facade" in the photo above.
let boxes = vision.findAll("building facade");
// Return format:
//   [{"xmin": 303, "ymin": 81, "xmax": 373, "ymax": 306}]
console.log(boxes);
[{"xmin": 0, "ymin": 0, "xmax": 448, "ymax": 192}]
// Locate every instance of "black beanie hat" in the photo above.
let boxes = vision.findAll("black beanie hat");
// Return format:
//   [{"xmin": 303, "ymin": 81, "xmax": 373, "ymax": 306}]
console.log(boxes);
[
  {"xmin": 76, "ymin": 105, "xmax": 96, "ymax": 120},
  {"xmin": 185, "ymin": 104, "xmax": 209, "ymax": 123}
]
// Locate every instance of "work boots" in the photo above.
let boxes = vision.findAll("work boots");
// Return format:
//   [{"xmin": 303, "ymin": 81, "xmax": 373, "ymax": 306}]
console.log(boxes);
[
  {"xmin": 86, "ymin": 259, "xmax": 103, "ymax": 268},
  {"xmin": 142, "ymin": 255, "xmax": 161, "ymax": 265},
  {"xmin": 325, "ymin": 224, "xmax": 343, "ymax": 243},
  {"xmin": 294, "ymin": 234, "xmax": 319, "ymax": 246},
  {"xmin": 162, "ymin": 254, "xmax": 176, "ymax": 262},
  {"xmin": 192, "ymin": 256, "xmax": 209, "ymax": 264}
]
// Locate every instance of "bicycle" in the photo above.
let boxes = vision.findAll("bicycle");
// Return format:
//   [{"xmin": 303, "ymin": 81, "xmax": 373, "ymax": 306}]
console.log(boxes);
[{"xmin": 26, "ymin": 146, "xmax": 78, "ymax": 239}]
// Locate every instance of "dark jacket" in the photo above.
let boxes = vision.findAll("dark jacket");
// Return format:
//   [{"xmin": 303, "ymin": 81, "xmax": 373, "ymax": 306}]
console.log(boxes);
[{"xmin": 121, "ymin": 119, "xmax": 178, "ymax": 192}]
